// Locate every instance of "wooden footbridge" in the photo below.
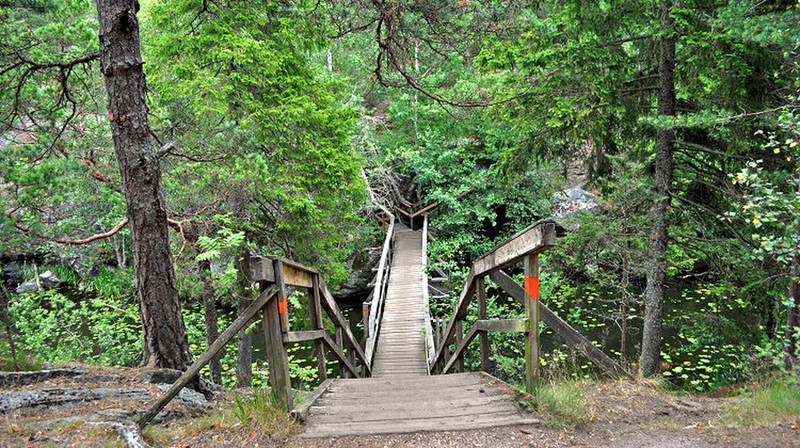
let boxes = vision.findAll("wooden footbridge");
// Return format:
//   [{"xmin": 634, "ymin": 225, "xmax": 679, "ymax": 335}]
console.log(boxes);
[{"xmin": 139, "ymin": 210, "xmax": 627, "ymax": 436}]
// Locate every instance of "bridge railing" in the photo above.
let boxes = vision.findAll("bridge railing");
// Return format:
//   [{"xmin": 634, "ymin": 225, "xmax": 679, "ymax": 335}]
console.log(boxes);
[
  {"xmin": 428, "ymin": 219, "xmax": 628, "ymax": 392},
  {"xmin": 139, "ymin": 253, "xmax": 372, "ymax": 426},
  {"xmin": 248, "ymin": 256, "xmax": 371, "ymax": 404},
  {"xmin": 364, "ymin": 207, "xmax": 395, "ymax": 366}
]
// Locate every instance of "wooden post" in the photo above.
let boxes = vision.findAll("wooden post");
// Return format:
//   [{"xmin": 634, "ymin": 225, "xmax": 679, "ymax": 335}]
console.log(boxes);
[
  {"xmin": 335, "ymin": 326, "xmax": 347, "ymax": 378},
  {"xmin": 524, "ymin": 253, "xmax": 540, "ymax": 393},
  {"xmin": 477, "ymin": 276, "xmax": 490, "ymax": 372},
  {"xmin": 274, "ymin": 260, "xmax": 289, "ymax": 333},
  {"xmin": 310, "ymin": 275, "xmax": 327, "ymax": 382},
  {"xmin": 265, "ymin": 260, "xmax": 291, "ymax": 409},
  {"xmin": 454, "ymin": 320, "xmax": 464, "ymax": 373}
]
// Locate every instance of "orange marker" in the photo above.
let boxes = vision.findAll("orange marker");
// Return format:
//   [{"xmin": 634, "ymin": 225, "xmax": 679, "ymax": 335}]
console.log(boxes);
[{"xmin": 524, "ymin": 276, "xmax": 539, "ymax": 301}]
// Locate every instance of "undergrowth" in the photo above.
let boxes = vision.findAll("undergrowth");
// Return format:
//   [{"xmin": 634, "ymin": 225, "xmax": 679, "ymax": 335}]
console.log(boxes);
[
  {"xmin": 528, "ymin": 378, "xmax": 590, "ymax": 428},
  {"xmin": 723, "ymin": 375, "xmax": 800, "ymax": 427}
]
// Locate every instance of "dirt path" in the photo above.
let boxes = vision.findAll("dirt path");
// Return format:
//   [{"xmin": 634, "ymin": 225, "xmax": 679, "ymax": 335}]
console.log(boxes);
[{"xmin": 1, "ymin": 364, "xmax": 797, "ymax": 447}]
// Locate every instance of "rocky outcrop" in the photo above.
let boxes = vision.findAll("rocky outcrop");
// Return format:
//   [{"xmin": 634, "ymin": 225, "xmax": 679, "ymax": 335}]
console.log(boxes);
[
  {"xmin": 0, "ymin": 387, "xmax": 149, "ymax": 413},
  {"xmin": 0, "ymin": 367, "xmax": 87, "ymax": 387},
  {"xmin": 552, "ymin": 185, "xmax": 603, "ymax": 230},
  {"xmin": 335, "ymin": 248, "xmax": 380, "ymax": 300}
]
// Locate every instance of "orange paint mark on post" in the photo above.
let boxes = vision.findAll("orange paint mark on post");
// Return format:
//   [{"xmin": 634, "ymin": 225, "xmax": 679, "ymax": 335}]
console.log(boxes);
[
  {"xmin": 278, "ymin": 296, "xmax": 288, "ymax": 327},
  {"xmin": 524, "ymin": 276, "xmax": 539, "ymax": 301}
]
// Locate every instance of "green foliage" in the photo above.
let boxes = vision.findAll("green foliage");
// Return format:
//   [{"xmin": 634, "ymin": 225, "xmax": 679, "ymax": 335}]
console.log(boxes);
[
  {"xmin": 8, "ymin": 268, "xmax": 142, "ymax": 366},
  {"xmin": 528, "ymin": 379, "xmax": 589, "ymax": 429},
  {"xmin": 723, "ymin": 375, "xmax": 800, "ymax": 427}
]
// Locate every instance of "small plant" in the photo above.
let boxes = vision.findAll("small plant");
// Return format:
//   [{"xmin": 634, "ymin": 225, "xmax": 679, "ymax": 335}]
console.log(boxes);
[
  {"xmin": 528, "ymin": 378, "xmax": 589, "ymax": 428},
  {"xmin": 723, "ymin": 375, "xmax": 800, "ymax": 427},
  {"xmin": 231, "ymin": 389, "xmax": 297, "ymax": 438}
]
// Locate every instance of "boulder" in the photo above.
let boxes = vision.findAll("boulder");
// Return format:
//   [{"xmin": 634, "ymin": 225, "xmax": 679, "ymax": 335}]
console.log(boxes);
[
  {"xmin": 335, "ymin": 248, "xmax": 381, "ymax": 300},
  {"xmin": 552, "ymin": 185, "xmax": 603, "ymax": 230}
]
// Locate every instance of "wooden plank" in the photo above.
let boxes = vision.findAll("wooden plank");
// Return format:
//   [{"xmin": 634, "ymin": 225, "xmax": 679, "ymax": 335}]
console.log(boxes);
[
  {"xmin": 489, "ymin": 270, "xmax": 629, "ymax": 378},
  {"xmin": 291, "ymin": 379, "xmax": 333, "ymax": 422},
  {"xmin": 274, "ymin": 259, "xmax": 289, "ymax": 333},
  {"xmin": 321, "ymin": 332, "xmax": 359, "ymax": 377},
  {"xmin": 472, "ymin": 220, "xmax": 556, "ymax": 276},
  {"xmin": 524, "ymin": 254, "xmax": 539, "ymax": 393},
  {"xmin": 310, "ymin": 275, "xmax": 327, "ymax": 382},
  {"xmin": 442, "ymin": 325, "xmax": 479, "ymax": 374},
  {"xmin": 366, "ymin": 214, "xmax": 395, "ymax": 365},
  {"xmin": 476, "ymin": 319, "xmax": 527, "ymax": 333},
  {"xmin": 422, "ymin": 214, "xmax": 436, "ymax": 371},
  {"xmin": 284, "ymin": 330, "xmax": 325, "ymax": 344},
  {"xmin": 283, "ymin": 263, "xmax": 313, "ymax": 288},
  {"xmin": 137, "ymin": 285, "xmax": 279, "ymax": 427},
  {"xmin": 249, "ymin": 257, "xmax": 275, "ymax": 283},
  {"xmin": 430, "ymin": 270, "xmax": 475, "ymax": 369},
  {"xmin": 454, "ymin": 320, "xmax": 464, "ymax": 373},
  {"xmin": 249, "ymin": 255, "xmax": 317, "ymax": 287},
  {"xmin": 263, "ymin": 279, "xmax": 292, "ymax": 410},
  {"xmin": 317, "ymin": 277, "xmax": 370, "ymax": 375},
  {"xmin": 477, "ymin": 276, "xmax": 489, "ymax": 372}
]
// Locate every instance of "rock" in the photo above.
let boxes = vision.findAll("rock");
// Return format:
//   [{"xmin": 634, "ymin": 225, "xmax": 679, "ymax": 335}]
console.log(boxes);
[
  {"xmin": 552, "ymin": 185, "xmax": 603, "ymax": 230},
  {"xmin": 14, "ymin": 270, "xmax": 64, "ymax": 293},
  {"xmin": 335, "ymin": 248, "xmax": 381, "ymax": 300},
  {"xmin": 0, "ymin": 368, "xmax": 87, "ymax": 387},
  {"xmin": 134, "ymin": 369, "xmax": 183, "ymax": 385},
  {"xmin": 155, "ymin": 384, "xmax": 212, "ymax": 408},
  {"xmin": 72, "ymin": 374, "xmax": 123, "ymax": 384},
  {"xmin": 38, "ymin": 270, "xmax": 62, "ymax": 288},
  {"xmin": 0, "ymin": 387, "xmax": 149, "ymax": 413}
]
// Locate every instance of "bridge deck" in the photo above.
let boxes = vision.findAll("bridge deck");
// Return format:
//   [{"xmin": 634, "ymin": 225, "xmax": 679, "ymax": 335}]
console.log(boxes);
[
  {"xmin": 301, "ymin": 225, "xmax": 539, "ymax": 437},
  {"xmin": 372, "ymin": 224, "xmax": 428, "ymax": 377}
]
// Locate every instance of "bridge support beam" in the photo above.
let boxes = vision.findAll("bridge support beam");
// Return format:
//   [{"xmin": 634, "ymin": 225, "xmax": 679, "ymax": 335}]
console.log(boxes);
[
  {"xmin": 263, "ymin": 259, "xmax": 292, "ymax": 410},
  {"xmin": 524, "ymin": 254, "xmax": 540, "ymax": 393}
]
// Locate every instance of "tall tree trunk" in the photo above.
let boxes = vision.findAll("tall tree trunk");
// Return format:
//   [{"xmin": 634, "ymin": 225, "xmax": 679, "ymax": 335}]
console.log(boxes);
[
  {"xmin": 236, "ymin": 247, "xmax": 253, "ymax": 387},
  {"xmin": 785, "ymin": 246, "xmax": 800, "ymax": 373},
  {"xmin": 199, "ymin": 258, "xmax": 222, "ymax": 384},
  {"xmin": 96, "ymin": 0, "xmax": 192, "ymax": 370},
  {"xmin": 640, "ymin": 0, "xmax": 676, "ymax": 377}
]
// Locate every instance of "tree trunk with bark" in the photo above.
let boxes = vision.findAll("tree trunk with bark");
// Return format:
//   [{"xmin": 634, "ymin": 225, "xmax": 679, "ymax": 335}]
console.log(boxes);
[
  {"xmin": 640, "ymin": 0, "xmax": 676, "ymax": 377},
  {"xmin": 200, "ymin": 259, "xmax": 222, "ymax": 384},
  {"xmin": 236, "ymin": 247, "xmax": 253, "ymax": 387},
  {"xmin": 96, "ymin": 0, "xmax": 193, "ymax": 370},
  {"xmin": 785, "ymin": 247, "xmax": 800, "ymax": 373}
]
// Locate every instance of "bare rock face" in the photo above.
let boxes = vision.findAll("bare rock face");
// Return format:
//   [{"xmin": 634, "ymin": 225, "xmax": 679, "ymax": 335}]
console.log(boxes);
[
  {"xmin": 0, "ymin": 368, "xmax": 87, "ymax": 387},
  {"xmin": 552, "ymin": 186, "xmax": 603, "ymax": 230},
  {"xmin": 133, "ymin": 369, "xmax": 183, "ymax": 385},
  {"xmin": 335, "ymin": 248, "xmax": 381, "ymax": 300},
  {"xmin": 0, "ymin": 387, "xmax": 149, "ymax": 413},
  {"xmin": 155, "ymin": 384, "xmax": 212, "ymax": 409}
]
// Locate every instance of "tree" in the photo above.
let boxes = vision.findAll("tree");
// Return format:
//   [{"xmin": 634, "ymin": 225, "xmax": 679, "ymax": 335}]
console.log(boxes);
[
  {"xmin": 95, "ymin": 0, "xmax": 192, "ymax": 370},
  {"xmin": 640, "ymin": 0, "xmax": 676, "ymax": 377}
]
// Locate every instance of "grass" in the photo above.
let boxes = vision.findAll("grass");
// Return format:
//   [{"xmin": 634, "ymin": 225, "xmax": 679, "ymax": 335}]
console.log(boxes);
[
  {"xmin": 142, "ymin": 389, "xmax": 298, "ymax": 446},
  {"xmin": 528, "ymin": 378, "xmax": 590, "ymax": 428},
  {"xmin": 723, "ymin": 375, "xmax": 800, "ymax": 427},
  {"xmin": 0, "ymin": 353, "xmax": 42, "ymax": 371}
]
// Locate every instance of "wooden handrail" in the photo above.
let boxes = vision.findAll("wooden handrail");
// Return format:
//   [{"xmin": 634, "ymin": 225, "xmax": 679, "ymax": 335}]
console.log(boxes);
[
  {"xmin": 430, "ymin": 219, "xmax": 557, "ymax": 369},
  {"xmin": 365, "ymin": 209, "xmax": 395, "ymax": 367},
  {"xmin": 422, "ymin": 214, "xmax": 436, "ymax": 372},
  {"xmin": 441, "ymin": 319, "xmax": 526, "ymax": 374}
]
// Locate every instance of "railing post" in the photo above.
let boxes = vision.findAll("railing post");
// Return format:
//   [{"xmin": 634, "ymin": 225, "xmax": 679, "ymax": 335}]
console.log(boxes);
[
  {"xmin": 454, "ymin": 320, "xmax": 464, "ymax": 373},
  {"xmin": 524, "ymin": 253, "xmax": 540, "ymax": 393},
  {"xmin": 477, "ymin": 276, "xmax": 490, "ymax": 372},
  {"xmin": 310, "ymin": 274, "xmax": 327, "ymax": 382},
  {"xmin": 262, "ymin": 260, "xmax": 291, "ymax": 409},
  {"xmin": 335, "ymin": 326, "xmax": 348, "ymax": 378}
]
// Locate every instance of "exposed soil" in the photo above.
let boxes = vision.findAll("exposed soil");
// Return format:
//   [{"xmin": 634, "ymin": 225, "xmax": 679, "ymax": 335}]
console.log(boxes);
[{"xmin": 0, "ymin": 364, "xmax": 797, "ymax": 447}]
